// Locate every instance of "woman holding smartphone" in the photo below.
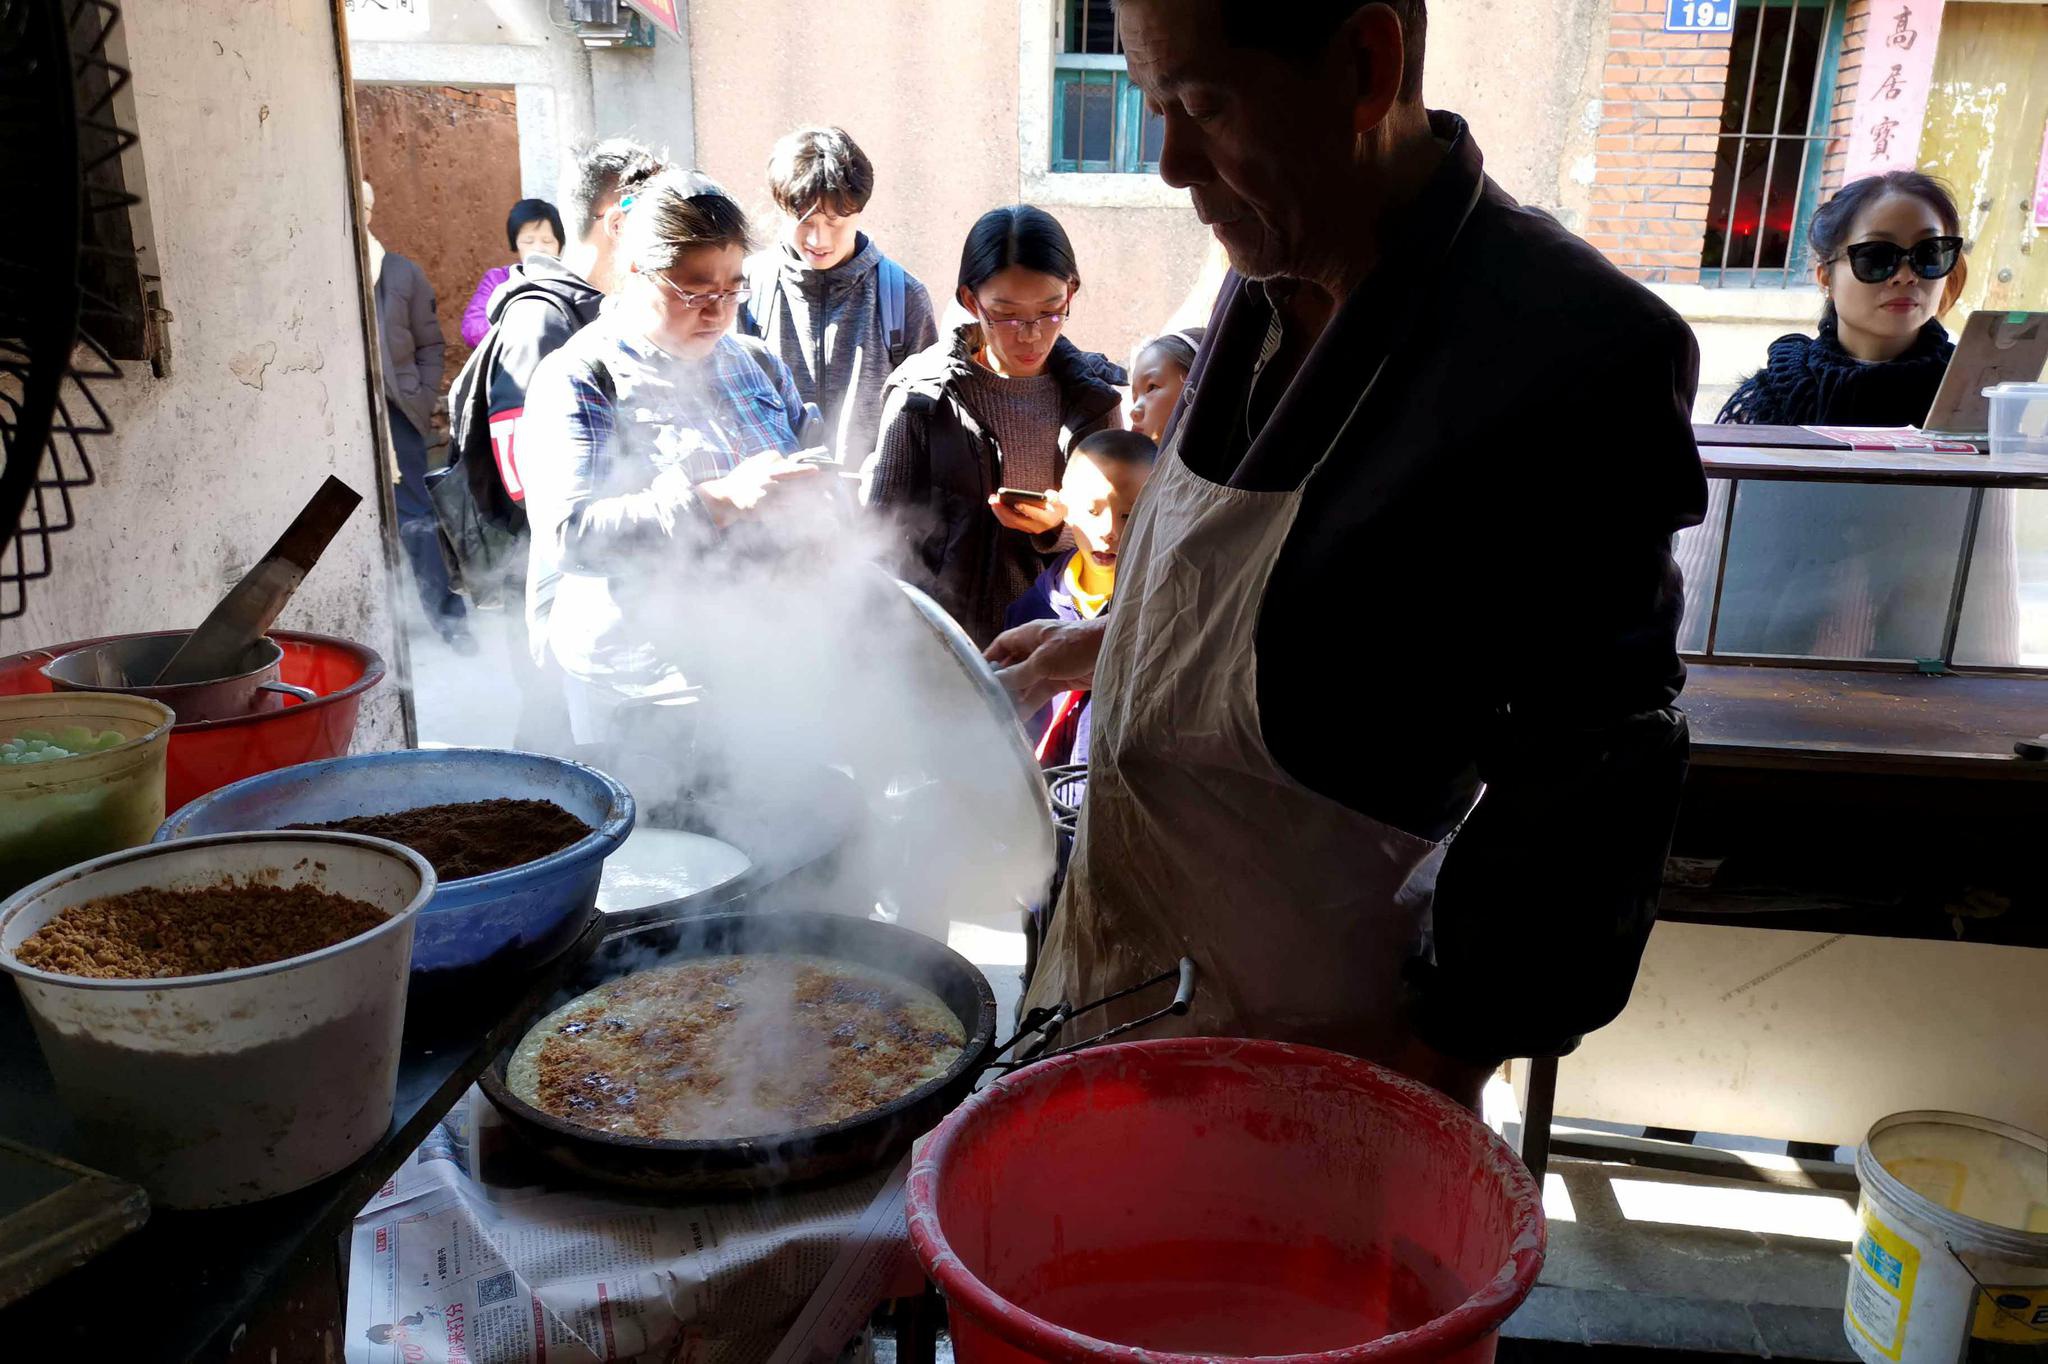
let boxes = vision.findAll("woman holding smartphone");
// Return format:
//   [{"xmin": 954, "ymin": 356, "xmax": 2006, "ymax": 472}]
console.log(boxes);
[
  {"xmin": 518, "ymin": 168, "xmax": 822, "ymax": 743},
  {"xmin": 864, "ymin": 205, "xmax": 1124, "ymax": 647}
]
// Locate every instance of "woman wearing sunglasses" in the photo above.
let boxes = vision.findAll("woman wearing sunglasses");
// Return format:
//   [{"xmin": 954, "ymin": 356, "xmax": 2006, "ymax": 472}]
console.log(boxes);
[
  {"xmin": 1719, "ymin": 171, "xmax": 1967, "ymax": 426},
  {"xmin": 1701, "ymin": 172, "xmax": 2018, "ymax": 662},
  {"xmin": 518, "ymin": 168, "xmax": 824, "ymax": 744},
  {"xmin": 864, "ymin": 205, "xmax": 1126, "ymax": 647}
]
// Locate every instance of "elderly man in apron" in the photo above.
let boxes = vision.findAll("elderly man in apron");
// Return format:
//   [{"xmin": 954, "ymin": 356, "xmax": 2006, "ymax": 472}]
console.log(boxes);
[{"xmin": 990, "ymin": 0, "xmax": 1708, "ymax": 1108}]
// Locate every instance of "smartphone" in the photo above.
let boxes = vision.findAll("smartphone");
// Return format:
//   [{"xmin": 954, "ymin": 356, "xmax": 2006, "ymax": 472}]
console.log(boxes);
[{"xmin": 996, "ymin": 487, "xmax": 1050, "ymax": 509}]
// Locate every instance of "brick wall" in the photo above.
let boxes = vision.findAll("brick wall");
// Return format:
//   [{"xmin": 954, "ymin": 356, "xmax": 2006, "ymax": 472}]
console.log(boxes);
[
  {"xmin": 434, "ymin": 85, "xmax": 519, "ymax": 115},
  {"xmin": 1587, "ymin": 0, "xmax": 1736, "ymax": 284},
  {"xmin": 1819, "ymin": 0, "xmax": 1872, "ymax": 197}
]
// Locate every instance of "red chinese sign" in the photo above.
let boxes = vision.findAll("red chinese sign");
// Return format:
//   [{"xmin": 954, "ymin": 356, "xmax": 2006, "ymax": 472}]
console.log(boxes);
[
  {"xmin": 1844, "ymin": 0, "xmax": 1946, "ymax": 179},
  {"xmin": 627, "ymin": 0, "xmax": 681, "ymax": 38}
]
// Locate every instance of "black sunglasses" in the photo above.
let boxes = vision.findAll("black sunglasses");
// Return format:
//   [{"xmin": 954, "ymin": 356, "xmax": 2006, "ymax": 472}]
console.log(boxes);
[{"xmin": 1829, "ymin": 236, "xmax": 1963, "ymax": 284}]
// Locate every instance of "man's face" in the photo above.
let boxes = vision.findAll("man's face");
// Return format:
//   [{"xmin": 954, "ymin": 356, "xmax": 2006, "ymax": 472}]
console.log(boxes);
[
  {"xmin": 1119, "ymin": 0, "xmax": 1371, "ymax": 282},
  {"xmin": 570, "ymin": 198, "xmax": 629, "ymax": 294},
  {"xmin": 785, "ymin": 203, "xmax": 861, "ymax": 271}
]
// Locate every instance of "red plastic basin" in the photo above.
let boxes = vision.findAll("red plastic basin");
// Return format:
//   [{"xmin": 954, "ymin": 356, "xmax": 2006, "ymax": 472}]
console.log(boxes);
[
  {"xmin": 907, "ymin": 1039, "xmax": 1545, "ymax": 1364},
  {"xmin": 0, "ymin": 630, "xmax": 385, "ymax": 814}
]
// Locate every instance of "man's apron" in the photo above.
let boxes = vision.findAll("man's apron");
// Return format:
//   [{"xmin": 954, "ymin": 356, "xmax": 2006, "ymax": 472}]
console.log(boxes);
[
  {"xmin": 1022, "ymin": 420, "xmax": 1455, "ymax": 1063},
  {"xmin": 1024, "ymin": 165, "xmax": 1486, "ymax": 1061}
]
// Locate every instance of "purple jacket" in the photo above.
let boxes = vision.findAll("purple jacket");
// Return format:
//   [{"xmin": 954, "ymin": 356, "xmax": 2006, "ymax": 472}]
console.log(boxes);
[
  {"xmin": 1005, "ymin": 549, "xmax": 1097, "ymax": 767},
  {"xmin": 462, "ymin": 265, "xmax": 512, "ymax": 348}
]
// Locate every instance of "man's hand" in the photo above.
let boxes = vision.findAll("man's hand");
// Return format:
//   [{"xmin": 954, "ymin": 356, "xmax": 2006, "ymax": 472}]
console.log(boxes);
[
  {"xmin": 986, "ymin": 616, "xmax": 1109, "ymax": 714},
  {"xmin": 694, "ymin": 451, "xmax": 823, "ymax": 528},
  {"xmin": 988, "ymin": 491, "xmax": 1065, "ymax": 537}
]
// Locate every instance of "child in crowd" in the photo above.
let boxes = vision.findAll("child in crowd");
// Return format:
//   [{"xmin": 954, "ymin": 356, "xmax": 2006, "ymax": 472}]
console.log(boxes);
[
  {"xmin": 1126, "ymin": 327, "xmax": 1204, "ymax": 445},
  {"xmin": 1004, "ymin": 428, "xmax": 1158, "ymax": 765},
  {"xmin": 740, "ymin": 126, "xmax": 938, "ymax": 471}
]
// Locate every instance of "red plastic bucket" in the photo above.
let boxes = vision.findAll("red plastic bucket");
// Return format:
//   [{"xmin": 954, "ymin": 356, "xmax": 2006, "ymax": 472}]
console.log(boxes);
[
  {"xmin": 907, "ymin": 1039, "xmax": 1545, "ymax": 1364},
  {"xmin": 0, "ymin": 630, "xmax": 384, "ymax": 813}
]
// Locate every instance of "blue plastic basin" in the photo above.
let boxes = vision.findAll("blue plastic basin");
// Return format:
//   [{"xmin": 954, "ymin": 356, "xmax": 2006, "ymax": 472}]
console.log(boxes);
[{"xmin": 156, "ymin": 748, "xmax": 634, "ymax": 974}]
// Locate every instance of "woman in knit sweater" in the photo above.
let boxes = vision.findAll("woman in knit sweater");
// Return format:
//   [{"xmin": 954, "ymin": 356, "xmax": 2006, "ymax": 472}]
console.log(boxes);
[
  {"xmin": 863, "ymin": 206, "xmax": 1125, "ymax": 647},
  {"xmin": 1700, "ymin": 172, "xmax": 2016, "ymax": 662}
]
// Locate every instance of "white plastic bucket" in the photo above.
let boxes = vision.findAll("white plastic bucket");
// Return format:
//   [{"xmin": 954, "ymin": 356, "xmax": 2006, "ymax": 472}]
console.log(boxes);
[
  {"xmin": 0, "ymin": 832, "xmax": 434, "ymax": 1208},
  {"xmin": 1845, "ymin": 1110, "xmax": 2048, "ymax": 1363}
]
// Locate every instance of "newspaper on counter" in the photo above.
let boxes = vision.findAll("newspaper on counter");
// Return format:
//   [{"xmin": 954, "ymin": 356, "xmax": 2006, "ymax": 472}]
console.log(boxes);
[{"xmin": 345, "ymin": 1087, "xmax": 920, "ymax": 1364}]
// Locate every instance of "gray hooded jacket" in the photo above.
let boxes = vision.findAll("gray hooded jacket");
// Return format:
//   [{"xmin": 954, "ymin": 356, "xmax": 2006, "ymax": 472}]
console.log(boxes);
[{"xmin": 739, "ymin": 234, "xmax": 938, "ymax": 470}]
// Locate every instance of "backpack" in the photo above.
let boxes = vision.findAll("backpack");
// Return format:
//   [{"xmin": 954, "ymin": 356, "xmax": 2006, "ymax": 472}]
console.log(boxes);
[{"xmin": 429, "ymin": 287, "xmax": 578, "ymax": 607}]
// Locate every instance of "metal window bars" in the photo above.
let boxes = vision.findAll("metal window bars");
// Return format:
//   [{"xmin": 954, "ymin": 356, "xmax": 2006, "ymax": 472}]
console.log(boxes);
[
  {"xmin": 1053, "ymin": 0, "xmax": 1164, "ymax": 173},
  {"xmin": 1706, "ymin": 0, "xmax": 1842, "ymax": 285},
  {"xmin": 0, "ymin": 0, "xmax": 131, "ymax": 625},
  {"xmin": 1064, "ymin": 0, "xmax": 1122, "ymax": 55}
]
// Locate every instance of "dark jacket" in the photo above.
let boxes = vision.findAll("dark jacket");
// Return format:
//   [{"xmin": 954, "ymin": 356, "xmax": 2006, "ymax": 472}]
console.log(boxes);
[
  {"xmin": 483, "ymin": 256, "xmax": 608, "ymax": 503},
  {"xmin": 434, "ymin": 255, "xmax": 606, "ymax": 612},
  {"xmin": 865, "ymin": 324, "xmax": 1124, "ymax": 646},
  {"xmin": 1717, "ymin": 316, "xmax": 1953, "ymax": 427},
  {"xmin": 739, "ymin": 234, "xmax": 939, "ymax": 468},
  {"xmin": 375, "ymin": 251, "xmax": 443, "ymax": 436},
  {"xmin": 1176, "ymin": 111, "xmax": 1708, "ymax": 1066}
]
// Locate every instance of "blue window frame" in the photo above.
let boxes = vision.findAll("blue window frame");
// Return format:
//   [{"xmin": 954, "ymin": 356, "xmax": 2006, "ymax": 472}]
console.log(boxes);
[
  {"xmin": 1701, "ymin": 0, "xmax": 1849, "ymax": 287},
  {"xmin": 1051, "ymin": 0, "xmax": 1166, "ymax": 174}
]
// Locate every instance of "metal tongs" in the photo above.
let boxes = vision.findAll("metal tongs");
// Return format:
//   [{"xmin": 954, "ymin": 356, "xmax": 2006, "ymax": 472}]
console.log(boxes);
[{"xmin": 987, "ymin": 957, "xmax": 1199, "ymax": 1072}]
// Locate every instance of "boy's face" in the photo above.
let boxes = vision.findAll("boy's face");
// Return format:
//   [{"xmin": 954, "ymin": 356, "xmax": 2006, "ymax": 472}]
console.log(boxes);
[
  {"xmin": 1061, "ymin": 452, "xmax": 1153, "ymax": 569},
  {"xmin": 785, "ymin": 202, "xmax": 861, "ymax": 271}
]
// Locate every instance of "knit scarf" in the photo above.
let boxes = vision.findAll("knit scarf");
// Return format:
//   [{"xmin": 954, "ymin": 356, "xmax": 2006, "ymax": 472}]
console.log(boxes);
[{"xmin": 1717, "ymin": 316, "xmax": 1953, "ymax": 428}]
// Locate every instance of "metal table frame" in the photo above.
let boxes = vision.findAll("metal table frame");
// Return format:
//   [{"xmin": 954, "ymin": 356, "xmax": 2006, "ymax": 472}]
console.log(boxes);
[{"xmin": 1516, "ymin": 438, "xmax": 2048, "ymax": 1184}]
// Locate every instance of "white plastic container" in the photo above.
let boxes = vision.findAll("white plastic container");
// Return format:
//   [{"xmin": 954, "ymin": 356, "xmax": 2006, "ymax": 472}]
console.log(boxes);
[
  {"xmin": 1982, "ymin": 382, "xmax": 2048, "ymax": 457},
  {"xmin": 1845, "ymin": 1110, "xmax": 2048, "ymax": 1363},
  {"xmin": 0, "ymin": 832, "xmax": 434, "ymax": 1208}
]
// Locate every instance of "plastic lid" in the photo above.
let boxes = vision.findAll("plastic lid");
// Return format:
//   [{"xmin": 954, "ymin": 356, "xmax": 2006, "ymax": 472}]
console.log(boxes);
[{"xmin": 1982, "ymin": 381, "xmax": 2048, "ymax": 398}]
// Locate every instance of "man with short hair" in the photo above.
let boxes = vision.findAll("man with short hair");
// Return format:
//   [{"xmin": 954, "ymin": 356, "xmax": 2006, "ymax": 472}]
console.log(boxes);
[
  {"xmin": 739, "ymin": 126, "xmax": 937, "ymax": 469},
  {"xmin": 441, "ymin": 138, "xmax": 665, "ymax": 749},
  {"xmin": 992, "ymin": 0, "xmax": 1708, "ymax": 1106}
]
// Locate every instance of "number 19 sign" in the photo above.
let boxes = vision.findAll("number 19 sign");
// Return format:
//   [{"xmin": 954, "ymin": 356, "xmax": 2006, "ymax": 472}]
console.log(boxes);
[{"xmin": 1666, "ymin": 0, "xmax": 1735, "ymax": 32}]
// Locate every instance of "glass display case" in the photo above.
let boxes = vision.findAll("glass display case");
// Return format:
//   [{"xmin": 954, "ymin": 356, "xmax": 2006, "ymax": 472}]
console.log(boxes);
[{"xmin": 1674, "ymin": 434, "xmax": 2048, "ymax": 773}]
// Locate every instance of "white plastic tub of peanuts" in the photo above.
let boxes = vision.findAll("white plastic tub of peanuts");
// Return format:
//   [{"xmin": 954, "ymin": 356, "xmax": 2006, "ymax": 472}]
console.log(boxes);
[{"xmin": 0, "ymin": 831, "xmax": 434, "ymax": 1208}]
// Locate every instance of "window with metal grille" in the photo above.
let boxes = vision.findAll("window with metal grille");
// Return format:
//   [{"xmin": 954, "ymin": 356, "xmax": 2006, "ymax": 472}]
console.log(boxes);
[
  {"xmin": 1052, "ymin": 0, "xmax": 1166, "ymax": 174},
  {"xmin": 1700, "ymin": 0, "xmax": 1848, "ymax": 286}
]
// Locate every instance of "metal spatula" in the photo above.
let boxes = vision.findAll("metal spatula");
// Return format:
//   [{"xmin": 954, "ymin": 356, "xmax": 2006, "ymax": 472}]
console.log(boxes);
[{"xmin": 151, "ymin": 477, "xmax": 362, "ymax": 686}]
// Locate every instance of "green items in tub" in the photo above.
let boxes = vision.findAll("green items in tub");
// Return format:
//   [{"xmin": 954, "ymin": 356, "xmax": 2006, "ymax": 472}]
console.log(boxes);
[
  {"xmin": 0, "ymin": 695, "xmax": 173, "ymax": 900},
  {"xmin": 1, "ymin": 728, "xmax": 129, "ymax": 764}
]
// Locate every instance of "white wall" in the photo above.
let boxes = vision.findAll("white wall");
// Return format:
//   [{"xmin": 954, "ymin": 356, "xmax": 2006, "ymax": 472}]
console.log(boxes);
[
  {"xmin": 589, "ymin": 20, "xmax": 696, "ymax": 167},
  {"xmin": 10, "ymin": 0, "xmax": 404, "ymax": 748},
  {"xmin": 1651, "ymin": 284, "xmax": 1826, "ymax": 420}
]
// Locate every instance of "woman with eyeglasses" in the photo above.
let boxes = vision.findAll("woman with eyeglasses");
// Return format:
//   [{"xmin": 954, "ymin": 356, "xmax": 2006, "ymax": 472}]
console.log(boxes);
[
  {"xmin": 518, "ymin": 168, "xmax": 824, "ymax": 744},
  {"xmin": 1700, "ymin": 172, "xmax": 2017, "ymax": 662},
  {"xmin": 864, "ymin": 204, "xmax": 1126, "ymax": 647},
  {"xmin": 1719, "ymin": 171, "xmax": 1967, "ymax": 426}
]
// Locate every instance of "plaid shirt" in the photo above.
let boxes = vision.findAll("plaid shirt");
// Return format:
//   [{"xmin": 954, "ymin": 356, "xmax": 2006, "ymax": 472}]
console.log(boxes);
[{"xmin": 520, "ymin": 315, "xmax": 808, "ymax": 687}]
